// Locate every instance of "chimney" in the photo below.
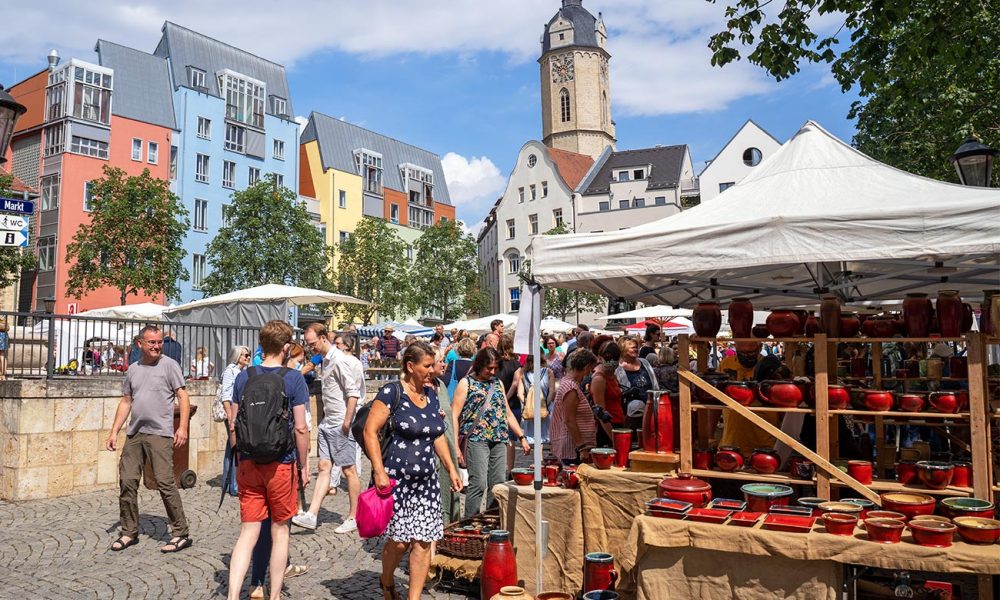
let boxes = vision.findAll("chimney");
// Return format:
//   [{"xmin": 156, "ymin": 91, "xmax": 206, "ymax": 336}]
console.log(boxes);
[{"xmin": 47, "ymin": 49, "xmax": 60, "ymax": 70}]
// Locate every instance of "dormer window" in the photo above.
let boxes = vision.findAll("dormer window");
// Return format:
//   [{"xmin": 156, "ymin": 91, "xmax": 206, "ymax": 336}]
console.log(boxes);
[
  {"xmin": 187, "ymin": 66, "xmax": 206, "ymax": 89},
  {"xmin": 355, "ymin": 149, "xmax": 383, "ymax": 193},
  {"xmin": 218, "ymin": 69, "xmax": 266, "ymax": 129},
  {"xmin": 269, "ymin": 95, "xmax": 287, "ymax": 117}
]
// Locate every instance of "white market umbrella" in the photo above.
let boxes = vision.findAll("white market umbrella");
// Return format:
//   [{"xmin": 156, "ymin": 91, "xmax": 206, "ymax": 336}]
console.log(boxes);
[
  {"xmin": 77, "ymin": 302, "xmax": 169, "ymax": 320},
  {"xmin": 538, "ymin": 316, "xmax": 576, "ymax": 333},
  {"xmin": 597, "ymin": 305, "xmax": 693, "ymax": 321},
  {"xmin": 444, "ymin": 313, "xmax": 517, "ymax": 333},
  {"xmin": 164, "ymin": 283, "xmax": 368, "ymax": 312}
]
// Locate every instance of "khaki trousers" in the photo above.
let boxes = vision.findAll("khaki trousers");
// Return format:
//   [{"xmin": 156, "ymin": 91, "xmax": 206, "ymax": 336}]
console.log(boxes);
[{"xmin": 118, "ymin": 433, "xmax": 189, "ymax": 538}]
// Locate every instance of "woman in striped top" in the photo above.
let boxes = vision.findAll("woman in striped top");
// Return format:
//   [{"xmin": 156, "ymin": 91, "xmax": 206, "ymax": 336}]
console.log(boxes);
[{"xmin": 549, "ymin": 348, "xmax": 599, "ymax": 465}]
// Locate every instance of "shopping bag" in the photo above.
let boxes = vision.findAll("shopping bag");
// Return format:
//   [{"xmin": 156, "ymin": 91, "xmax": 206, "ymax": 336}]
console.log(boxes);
[{"xmin": 357, "ymin": 480, "xmax": 396, "ymax": 539}]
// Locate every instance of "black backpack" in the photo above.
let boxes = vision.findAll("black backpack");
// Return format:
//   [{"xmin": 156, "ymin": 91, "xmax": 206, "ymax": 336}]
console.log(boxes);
[
  {"xmin": 234, "ymin": 367, "xmax": 294, "ymax": 464},
  {"xmin": 351, "ymin": 380, "xmax": 402, "ymax": 462}
]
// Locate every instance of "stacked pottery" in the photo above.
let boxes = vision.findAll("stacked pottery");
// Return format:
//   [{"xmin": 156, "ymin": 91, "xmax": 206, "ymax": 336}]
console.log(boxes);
[
  {"xmin": 936, "ymin": 290, "xmax": 963, "ymax": 337},
  {"xmin": 728, "ymin": 298, "xmax": 754, "ymax": 338}
]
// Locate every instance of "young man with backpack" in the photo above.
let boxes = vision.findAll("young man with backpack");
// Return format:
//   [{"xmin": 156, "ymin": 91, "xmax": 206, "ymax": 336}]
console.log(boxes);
[{"xmin": 226, "ymin": 320, "xmax": 310, "ymax": 600}]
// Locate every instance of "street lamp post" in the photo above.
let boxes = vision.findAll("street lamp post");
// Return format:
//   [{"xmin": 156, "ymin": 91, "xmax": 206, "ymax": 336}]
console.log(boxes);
[
  {"xmin": 950, "ymin": 137, "xmax": 998, "ymax": 187},
  {"xmin": 0, "ymin": 85, "xmax": 28, "ymax": 165}
]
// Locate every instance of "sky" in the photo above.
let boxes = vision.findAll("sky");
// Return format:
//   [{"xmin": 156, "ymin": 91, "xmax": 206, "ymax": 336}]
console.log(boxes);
[{"xmin": 0, "ymin": 1, "xmax": 858, "ymax": 235}]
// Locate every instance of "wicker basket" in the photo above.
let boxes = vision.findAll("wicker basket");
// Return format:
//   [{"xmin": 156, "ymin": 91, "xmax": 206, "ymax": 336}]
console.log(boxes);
[{"xmin": 437, "ymin": 510, "xmax": 501, "ymax": 560}]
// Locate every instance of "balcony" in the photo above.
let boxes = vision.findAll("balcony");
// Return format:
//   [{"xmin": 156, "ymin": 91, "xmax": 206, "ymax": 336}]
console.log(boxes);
[{"xmin": 298, "ymin": 196, "xmax": 321, "ymax": 222}]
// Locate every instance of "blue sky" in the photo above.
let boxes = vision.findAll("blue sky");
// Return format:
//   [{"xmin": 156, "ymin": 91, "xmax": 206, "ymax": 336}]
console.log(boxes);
[{"xmin": 0, "ymin": 0, "xmax": 858, "ymax": 233}]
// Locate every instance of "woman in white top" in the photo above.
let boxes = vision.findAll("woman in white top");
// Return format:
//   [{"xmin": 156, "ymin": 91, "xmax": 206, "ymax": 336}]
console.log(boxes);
[{"xmin": 190, "ymin": 346, "xmax": 215, "ymax": 379}]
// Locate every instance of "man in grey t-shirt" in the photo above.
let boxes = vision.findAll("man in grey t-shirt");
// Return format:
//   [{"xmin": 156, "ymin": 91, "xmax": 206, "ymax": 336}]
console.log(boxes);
[{"xmin": 105, "ymin": 325, "xmax": 192, "ymax": 553}]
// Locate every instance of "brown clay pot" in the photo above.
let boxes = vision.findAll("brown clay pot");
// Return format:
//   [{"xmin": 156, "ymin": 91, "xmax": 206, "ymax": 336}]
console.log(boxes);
[
  {"xmin": 903, "ymin": 293, "xmax": 932, "ymax": 337},
  {"xmin": 839, "ymin": 313, "xmax": 861, "ymax": 337},
  {"xmin": 692, "ymin": 302, "xmax": 722, "ymax": 338},
  {"xmin": 766, "ymin": 310, "xmax": 800, "ymax": 338},
  {"xmin": 936, "ymin": 290, "xmax": 963, "ymax": 337},
  {"xmin": 728, "ymin": 298, "xmax": 754, "ymax": 338},
  {"xmin": 804, "ymin": 312, "xmax": 820, "ymax": 336},
  {"xmin": 751, "ymin": 324, "xmax": 770, "ymax": 339}
]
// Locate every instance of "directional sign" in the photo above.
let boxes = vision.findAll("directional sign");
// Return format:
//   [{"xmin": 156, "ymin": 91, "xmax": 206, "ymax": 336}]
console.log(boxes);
[
  {"xmin": 0, "ymin": 230, "xmax": 28, "ymax": 248},
  {"xmin": 0, "ymin": 215, "xmax": 29, "ymax": 230},
  {"xmin": 0, "ymin": 198, "xmax": 35, "ymax": 215}
]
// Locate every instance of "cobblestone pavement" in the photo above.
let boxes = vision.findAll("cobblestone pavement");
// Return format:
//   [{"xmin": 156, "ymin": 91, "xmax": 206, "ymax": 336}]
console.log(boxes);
[{"xmin": 0, "ymin": 465, "xmax": 476, "ymax": 599}]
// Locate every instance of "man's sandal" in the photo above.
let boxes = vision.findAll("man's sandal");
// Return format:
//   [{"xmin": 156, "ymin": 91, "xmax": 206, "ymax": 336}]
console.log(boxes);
[
  {"xmin": 109, "ymin": 536, "xmax": 138, "ymax": 551},
  {"xmin": 160, "ymin": 537, "xmax": 193, "ymax": 553}
]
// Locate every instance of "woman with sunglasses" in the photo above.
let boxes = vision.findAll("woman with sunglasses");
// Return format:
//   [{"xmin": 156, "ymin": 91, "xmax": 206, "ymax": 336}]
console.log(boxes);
[{"xmin": 220, "ymin": 345, "xmax": 250, "ymax": 496}]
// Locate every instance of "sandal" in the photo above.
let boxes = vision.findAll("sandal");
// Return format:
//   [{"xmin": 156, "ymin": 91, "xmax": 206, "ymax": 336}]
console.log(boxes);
[
  {"xmin": 249, "ymin": 585, "xmax": 266, "ymax": 600},
  {"xmin": 160, "ymin": 537, "xmax": 193, "ymax": 553},
  {"xmin": 379, "ymin": 576, "xmax": 401, "ymax": 600},
  {"xmin": 110, "ymin": 536, "xmax": 138, "ymax": 551},
  {"xmin": 284, "ymin": 564, "xmax": 309, "ymax": 578}
]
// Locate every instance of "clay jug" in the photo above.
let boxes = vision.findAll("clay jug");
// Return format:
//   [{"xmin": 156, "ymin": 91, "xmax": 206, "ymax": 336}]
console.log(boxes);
[
  {"xmin": 583, "ymin": 553, "xmax": 618, "ymax": 593},
  {"xmin": 692, "ymin": 302, "xmax": 722, "ymax": 337},
  {"xmin": 641, "ymin": 391, "xmax": 676, "ymax": 453},
  {"xmin": 766, "ymin": 310, "xmax": 800, "ymax": 338},
  {"xmin": 820, "ymin": 294, "xmax": 841, "ymax": 337},
  {"xmin": 481, "ymin": 531, "xmax": 518, "ymax": 600},
  {"xmin": 491, "ymin": 587, "xmax": 535, "ymax": 600},
  {"xmin": 804, "ymin": 312, "xmax": 821, "ymax": 336},
  {"xmin": 728, "ymin": 298, "xmax": 754, "ymax": 338},
  {"xmin": 936, "ymin": 290, "xmax": 963, "ymax": 337},
  {"xmin": 960, "ymin": 303, "xmax": 975, "ymax": 333},
  {"xmin": 902, "ymin": 293, "xmax": 932, "ymax": 337}
]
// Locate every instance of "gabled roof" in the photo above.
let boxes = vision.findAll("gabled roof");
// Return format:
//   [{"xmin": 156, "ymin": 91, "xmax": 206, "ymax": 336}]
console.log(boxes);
[
  {"xmin": 301, "ymin": 112, "xmax": 452, "ymax": 205},
  {"xmin": 542, "ymin": 0, "xmax": 602, "ymax": 54},
  {"xmin": 546, "ymin": 147, "xmax": 594, "ymax": 190},
  {"xmin": 153, "ymin": 22, "xmax": 293, "ymax": 116},
  {"xmin": 699, "ymin": 119, "xmax": 781, "ymax": 175},
  {"xmin": 581, "ymin": 145, "xmax": 688, "ymax": 195},
  {"xmin": 2, "ymin": 170, "xmax": 37, "ymax": 196},
  {"xmin": 95, "ymin": 40, "xmax": 176, "ymax": 130}
]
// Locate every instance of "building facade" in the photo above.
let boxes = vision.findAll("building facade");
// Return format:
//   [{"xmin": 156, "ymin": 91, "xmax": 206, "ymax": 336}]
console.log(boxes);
[
  {"xmin": 699, "ymin": 119, "xmax": 782, "ymax": 202},
  {"xmin": 477, "ymin": 202, "xmax": 501, "ymax": 315}
]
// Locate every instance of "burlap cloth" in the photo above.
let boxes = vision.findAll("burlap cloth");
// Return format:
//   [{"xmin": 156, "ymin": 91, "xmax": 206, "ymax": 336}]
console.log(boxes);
[
  {"xmin": 494, "ymin": 481, "xmax": 584, "ymax": 595},
  {"xmin": 575, "ymin": 464, "xmax": 663, "ymax": 556}
]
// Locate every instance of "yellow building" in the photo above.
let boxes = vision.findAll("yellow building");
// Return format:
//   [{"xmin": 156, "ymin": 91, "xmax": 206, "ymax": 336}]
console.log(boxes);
[{"xmin": 298, "ymin": 136, "xmax": 363, "ymax": 272}]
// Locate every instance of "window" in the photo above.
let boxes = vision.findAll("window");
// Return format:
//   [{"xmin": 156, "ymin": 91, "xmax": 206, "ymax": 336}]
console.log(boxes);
[
  {"xmin": 506, "ymin": 219, "xmax": 515, "ymax": 239},
  {"xmin": 530, "ymin": 184, "xmax": 537, "ymax": 201},
  {"xmin": 272, "ymin": 173, "xmax": 284, "ymax": 188},
  {"xmin": 339, "ymin": 231, "xmax": 350, "ymax": 245},
  {"xmin": 248, "ymin": 167, "xmax": 260, "ymax": 185},
  {"xmin": 354, "ymin": 149, "xmax": 383, "ymax": 193},
  {"xmin": 37, "ymin": 236, "xmax": 57, "ymax": 271},
  {"xmin": 654, "ymin": 196, "xmax": 666, "ymax": 206},
  {"xmin": 195, "ymin": 154, "xmax": 210, "ymax": 183},
  {"xmin": 509, "ymin": 288, "xmax": 521, "ymax": 312},
  {"xmin": 192, "ymin": 254, "xmax": 207, "ymax": 290},
  {"xmin": 529, "ymin": 213, "xmax": 538, "ymax": 235},
  {"xmin": 617, "ymin": 171, "xmax": 630, "ymax": 182},
  {"xmin": 599, "ymin": 201, "xmax": 610, "ymax": 211},
  {"xmin": 338, "ymin": 189, "xmax": 347, "ymax": 209},
  {"xmin": 222, "ymin": 160, "xmax": 236, "ymax": 188},
  {"xmin": 40, "ymin": 174, "xmax": 59, "ymax": 211},
  {"xmin": 619, "ymin": 199, "xmax": 629, "ymax": 209},
  {"xmin": 221, "ymin": 204, "xmax": 232, "ymax": 227},
  {"xmin": 197, "ymin": 117, "xmax": 211, "ymax": 139},
  {"xmin": 527, "ymin": 154, "xmax": 537, "ymax": 168},
  {"xmin": 170, "ymin": 145, "xmax": 178, "ymax": 180},
  {"xmin": 390, "ymin": 203, "xmax": 399, "ymax": 223},
  {"xmin": 44, "ymin": 123, "xmax": 64, "ymax": 156},
  {"xmin": 719, "ymin": 182, "xmax": 735, "ymax": 193},
  {"xmin": 406, "ymin": 246, "xmax": 414, "ymax": 261},
  {"xmin": 225, "ymin": 123, "xmax": 245, "ymax": 153},
  {"xmin": 71, "ymin": 136, "xmax": 108, "ymax": 159},
  {"xmin": 219, "ymin": 70, "xmax": 266, "ymax": 128},
  {"xmin": 553, "ymin": 208, "xmax": 563, "ymax": 228},
  {"xmin": 147, "ymin": 141, "xmax": 158, "ymax": 164},
  {"xmin": 409, "ymin": 206, "xmax": 433, "ymax": 229},
  {"xmin": 507, "ymin": 253, "xmax": 521, "ymax": 274},
  {"xmin": 633, "ymin": 168, "xmax": 645, "ymax": 180},
  {"xmin": 46, "ymin": 82, "xmax": 65, "ymax": 121},
  {"xmin": 83, "ymin": 181, "xmax": 95, "ymax": 211},
  {"xmin": 409, "ymin": 189, "xmax": 422, "ymax": 205},
  {"xmin": 743, "ymin": 147, "xmax": 762, "ymax": 167},
  {"xmin": 542, "ymin": 181, "xmax": 548, "ymax": 197},
  {"xmin": 270, "ymin": 96, "xmax": 287, "ymax": 116},
  {"xmin": 72, "ymin": 66, "xmax": 112, "ymax": 124},
  {"xmin": 560, "ymin": 88, "xmax": 571, "ymax": 122},
  {"xmin": 518, "ymin": 187, "xmax": 525, "ymax": 203},
  {"xmin": 634, "ymin": 197, "xmax": 645, "ymax": 208},
  {"xmin": 187, "ymin": 66, "xmax": 206, "ymax": 89},
  {"xmin": 194, "ymin": 199, "xmax": 208, "ymax": 232},
  {"xmin": 273, "ymin": 139, "xmax": 285, "ymax": 160}
]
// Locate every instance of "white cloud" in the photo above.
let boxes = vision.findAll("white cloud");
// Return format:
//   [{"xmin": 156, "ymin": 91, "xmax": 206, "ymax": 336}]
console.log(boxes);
[{"xmin": 441, "ymin": 152, "xmax": 506, "ymax": 207}]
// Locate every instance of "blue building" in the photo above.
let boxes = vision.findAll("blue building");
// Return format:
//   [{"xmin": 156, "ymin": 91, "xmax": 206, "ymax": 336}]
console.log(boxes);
[{"xmin": 152, "ymin": 22, "xmax": 300, "ymax": 302}]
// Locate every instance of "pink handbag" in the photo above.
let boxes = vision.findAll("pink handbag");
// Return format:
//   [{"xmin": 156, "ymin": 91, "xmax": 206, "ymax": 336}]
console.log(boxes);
[{"xmin": 357, "ymin": 480, "xmax": 396, "ymax": 539}]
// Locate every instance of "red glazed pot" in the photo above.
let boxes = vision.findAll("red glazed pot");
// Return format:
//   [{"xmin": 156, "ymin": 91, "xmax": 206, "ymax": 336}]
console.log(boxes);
[
  {"xmin": 936, "ymin": 290, "xmax": 963, "ymax": 337},
  {"xmin": 741, "ymin": 483, "xmax": 793, "ymax": 513},
  {"xmin": 560, "ymin": 466, "xmax": 579, "ymax": 489},
  {"xmin": 865, "ymin": 518, "xmax": 905, "ymax": 543},
  {"xmin": 896, "ymin": 461, "xmax": 918, "ymax": 484},
  {"xmin": 861, "ymin": 390, "xmax": 893, "ymax": 412},
  {"xmin": 511, "ymin": 468, "xmax": 534, "ymax": 485},
  {"xmin": 766, "ymin": 310, "xmax": 801, "ymax": 338},
  {"xmin": 869, "ymin": 317, "xmax": 898, "ymax": 337},
  {"xmin": 481, "ymin": 531, "xmax": 518, "ymax": 599},
  {"xmin": 847, "ymin": 460, "xmax": 873, "ymax": 485},
  {"xmin": 909, "ymin": 520, "xmax": 957, "ymax": 548},
  {"xmin": 822, "ymin": 513, "xmax": 858, "ymax": 536},
  {"xmin": 692, "ymin": 302, "xmax": 722, "ymax": 338},
  {"xmin": 956, "ymin": 390, "xmax": 969, "ymax": 412},
  {"xmin": 692, "ymin": 447, "xmax": 715, "ymax": 471},
  {"xmin": 861, "ymin": 318, "xmax": 877, "ymax": 337},
  {"xmin": 950, "ymin": 461, "xmax": 972, "ymax": 488},
  {"xmin": 866, "ymin": 510, "xmax": 906, "ymax": 522},
  {"xmin": 804, "ymin": 313, "xmax": 821, "ymax": 336},
  {"xmin": 591, "ymin": 448, "xmax": 616, "ymax": 470},
  {"xmin": 728, "ymin": 298, "xmax": 754, "ymax": 338},
  {"xmin": 953, "ymin": 517, "xmax": 1000, "ymax": 544},
  {"xmin": 750, "ymin": 448, "xmax": 780, "ymax": 475},
  {"xmin": 751, "ymin": 324, "xmax": 770, "ymax": 339},
  {"xmin": 928, "ymin": 392, "xmax": 958, "ymax": 414},
  {"xmin": 896, "ymin": 393, "xmax": 926, "ymax": 413},
  {"xmin": 720, "ymin": 381, "xmax": 756, "ymax": 406},
  {"xmin": 583, "ymin": 552, "xmax": 617, "ymax": 593},
  {"xmin": 839, "ymin": 313, "xmax": 862, "ymax": 337},
  {"xmin": 715, "ymin": 446, "xmax": 744, "ymax": 472},
  {"xmin": 827, "ymin": 385, "xmax": 851, "ymax": 410},
  {"xmin": 940, "ymin": 497, "xmax": 994, "ymax": 519},
  {"xmin": 612, "ymin": 429, "xmax": 631, "ymax": 468},
  {"xmin": 641, "ymin": 391, "xmax": 676, "ymax": 453},
  {"xmin": 902, "ymin": 293, "xmax": 932, "ymax": 337},
  {"xmin": 658, "ymin": 473, "xmax": 713, "ymax": 508},
  {"xmin": 757, "ymin": 380, "xmax": 803, "ymax": 408},
  {"xmin": 916, "ymin": 461, "xmax": 954, "ymax": 490},
  {"xmin": 880, "ymin": 492, "xmax": 936, "ymax": 520}
]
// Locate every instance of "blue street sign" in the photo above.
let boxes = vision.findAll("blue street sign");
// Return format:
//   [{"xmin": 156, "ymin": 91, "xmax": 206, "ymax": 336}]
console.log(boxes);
[{"xmin": 0, "ymin": 198, "xmax": 34, "ymax": 215}]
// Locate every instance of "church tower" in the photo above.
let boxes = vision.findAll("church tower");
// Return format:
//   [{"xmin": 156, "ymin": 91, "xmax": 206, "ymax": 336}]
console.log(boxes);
[{"xmin": 539, "ymin": 0, "xmax": 616, "ymax": 160}]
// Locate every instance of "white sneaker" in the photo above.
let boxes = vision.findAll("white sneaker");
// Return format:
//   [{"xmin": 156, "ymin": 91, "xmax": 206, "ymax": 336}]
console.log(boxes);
[
  {"xmin": 291, "ymin": 511, "xmax": 317, "ymax": 530},
  {"xmin": 334, "ymin": 517, "xmax": 357, "ymax": 534}
]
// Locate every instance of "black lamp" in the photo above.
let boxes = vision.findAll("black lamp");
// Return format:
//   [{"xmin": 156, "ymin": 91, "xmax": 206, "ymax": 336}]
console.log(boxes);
[
  {"xmin": 950, "ymin": 137, "xmax": 998, "ymax": 187},
  {"xmin": 0, "ymin": 85, "xmax": 28, "ymax": 165},
  {"xmin": 43, "ymin": 297, "xmax": 56, "ymax": 314}
]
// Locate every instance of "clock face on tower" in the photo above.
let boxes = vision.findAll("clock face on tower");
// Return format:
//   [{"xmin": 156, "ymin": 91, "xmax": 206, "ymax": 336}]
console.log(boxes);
[{"xmin": 551, "ymin": 54, "xmax": 575, "ymax": 84}]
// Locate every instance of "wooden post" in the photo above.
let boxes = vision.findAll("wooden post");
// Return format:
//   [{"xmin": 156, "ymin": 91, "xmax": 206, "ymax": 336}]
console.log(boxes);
[
  {"xmin": 678, "ymin": 335, "xmax": 693, "ymax": 472},
  {"xmin": 814, "ymin": 334, "xmax": 831, "ymax": 499},
  {"xmin": 965, "ymin": 332, "xmax": 992, "ymax": 500}
]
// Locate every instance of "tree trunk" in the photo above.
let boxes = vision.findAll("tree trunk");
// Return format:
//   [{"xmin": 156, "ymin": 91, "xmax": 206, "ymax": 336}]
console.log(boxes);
[{"xmin": 120, "ymin": 288, "xmax": 127, "ymax": 305}]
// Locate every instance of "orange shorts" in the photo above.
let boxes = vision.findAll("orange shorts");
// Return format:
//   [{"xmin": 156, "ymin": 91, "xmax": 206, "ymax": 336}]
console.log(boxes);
[{"xmin": 236, "ymin": 460, "xmax": 299, "ymax": 523}]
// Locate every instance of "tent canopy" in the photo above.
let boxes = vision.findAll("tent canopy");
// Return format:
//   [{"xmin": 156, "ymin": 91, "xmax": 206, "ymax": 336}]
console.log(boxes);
[
  {"xmin": 598, "ymin": 305, "xmax": 693, "ymax": 321},
  {"xmin": 444, "ymin": 313, "xmax": 518, "ymax": 333},
  {"xmin": 77, "ymin": 302, "xmax": 169, "ymax": 320},
  {"xmin": 163, "ymin": 283, "xmax": 367, "ymax": 313},
  {"xmin": 530, "ymin": 121, "xmax": 1000, "ymax": 308}
]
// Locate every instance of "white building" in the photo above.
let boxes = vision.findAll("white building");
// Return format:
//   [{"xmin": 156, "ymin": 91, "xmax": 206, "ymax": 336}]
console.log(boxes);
[{"xmin": 699, "ymin": 119, "xmax": 782, "ymax": 202}]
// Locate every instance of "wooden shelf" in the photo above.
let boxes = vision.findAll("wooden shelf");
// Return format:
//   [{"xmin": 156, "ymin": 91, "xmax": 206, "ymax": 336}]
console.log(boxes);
[
  {"xmin": 829, "ymin": 479, "xmax": 973, "ymax": 497},
  {"xmin": 830, "ymin": 409, "xmax": 970, "ymax": 419},
  {"xmin": 690, "ymin": 403, "xmax": 814, "ymax": 414},
  {"xmin": 689, "ymin": 468, "xmax": 812, "ymax": 485}
]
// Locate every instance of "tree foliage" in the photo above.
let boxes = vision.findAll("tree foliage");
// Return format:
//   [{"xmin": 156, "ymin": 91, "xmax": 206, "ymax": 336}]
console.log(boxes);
[
  {"xmin": 331, "ymin": 217, "xmax": 413, "ymax": 325},
  {"xmin": 0, "ymin": 172, "xmax": 35, "ymax": 291},
  {"xmin": 202, "ymin": 175, "xmax": 327, "ymax": 297},
  {"xmin": 411, "ymin": 220, "xmax": 485, "ymax": 321},
  {"xmin": 519, "ymin": 225, "xmax": 606, "ymax": 321},
  {"xmin": 65, "ymin": 166, "xmax": 188, "ymax": 305},
  {"xmin": 708, "ymin": 0, "xmax": 1000, "ymax": 184}
]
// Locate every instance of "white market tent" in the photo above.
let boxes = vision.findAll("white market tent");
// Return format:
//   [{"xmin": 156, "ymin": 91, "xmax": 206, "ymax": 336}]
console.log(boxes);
[
  {"xmin": 77, "ymin": 302, "xmax": 169, "ymax": 320},
  {"xmin": 444, "ymin": 313, "xmax": 518, "ymax": 333},
  {"xmin": 598, "ymin": 305, "xmax": 693, "ymax": 321},
  {"xmin": 531, "ymin": 121, "xmax": 1000, "ymax": 308},
  {"xmin": 538, "ymin": 316, "xmax": 576, "ymax": 333}
]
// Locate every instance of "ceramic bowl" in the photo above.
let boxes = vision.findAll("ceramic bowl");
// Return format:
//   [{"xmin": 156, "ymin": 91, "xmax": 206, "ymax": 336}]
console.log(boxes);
[
  {"xmin": 909, "ymin": 514, "xmax": 952, "ymax": 526},
  {"xmin": 916, "ymin": 461, "xmax": 954, "ymax": 490},
  {"xmin": 908, "ymin": 520, "xmax": 957, "ymax": 548},
  {"xmin": 842, "ymin": 498, "xmax": 876, "ymax": 519},
  {"xmin": 740, "ymin": 483, "xmax": 793, "ymax": 513},
  {"xmin": 511, "ymin": 468, "xmax": 534, "ymax": 486},
  {"xmin": 822, "ymin": 513, "xmax": 858, "ymax": 536},
  {"xmin": 817, "ymin": 501, "xmax": 864, "ymax": 517},
  {"xmin": 940, "ymin": 497, "xmax": 995, "ymax": 519},
  {"xmin": 866, "ymin": 510, "xmax": 906, "ymax": 522},
  {"xmin": 880, "ymin": 492, "xmax": 936, "ymax": 520},
  {"xmin": 952, "ymin": 517, "xmax": 1000, "ymax": 544},
  {"xmin": 796, "ymin": 497, "xmax": 828, "ymax": 516},
  {"xmin": 591, "ymin": 448, "xmax": 616, "ymax": 470},
  {"xmin": 865, "ymin": 518, "xmax": 905, "ymax": 543}
]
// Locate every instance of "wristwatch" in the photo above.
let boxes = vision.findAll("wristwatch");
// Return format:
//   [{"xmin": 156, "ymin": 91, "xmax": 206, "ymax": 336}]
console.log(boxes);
[{"xmin": 517, "ymin": 434, "xmax": 526, "ymax": 441}]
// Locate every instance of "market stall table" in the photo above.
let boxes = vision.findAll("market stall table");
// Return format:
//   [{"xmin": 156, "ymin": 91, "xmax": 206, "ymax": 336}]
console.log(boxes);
[
  {"xmin": 494, "ymin": 481, "xmax": 584, "ymax": 594},
  {"xmin": 576, "ymin": 464, "xmax": 664, "ymax": 556},
  {"xmin": 619, "ymin": 514, "xmax": 1000, "ymax": 600}
]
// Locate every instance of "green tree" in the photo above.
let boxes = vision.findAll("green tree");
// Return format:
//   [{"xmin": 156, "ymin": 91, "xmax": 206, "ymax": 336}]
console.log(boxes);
[
  {"xmin": 518, "ymin": 225, "xmax": 607, "ymax": 321},
  {"xmin": 0, "ymin": 172, "xmax": 35, "ymax": 291},
  {"xmin": 202, "ymin": 175, "xmax": 327, "ymax": 296},
  {"xmin": 65, "ymin": 166, "xmax": 188, "ymax": 305},
  {"xmin": 331, "ymin": 217, "xmax": 413, "ymax": 325},
  {"xmin": 708, "ymin": 0, "xmax": 999, "ymax": 184},
  {"xmin": 411, "ymin": 220, "xmax": 485, "ymax": 321}
]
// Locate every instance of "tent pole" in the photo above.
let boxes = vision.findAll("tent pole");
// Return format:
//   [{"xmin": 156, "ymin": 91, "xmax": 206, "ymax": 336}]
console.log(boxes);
[{"xmin": 532, "ymin": 283, "xmax": 545, "ymax": 595}]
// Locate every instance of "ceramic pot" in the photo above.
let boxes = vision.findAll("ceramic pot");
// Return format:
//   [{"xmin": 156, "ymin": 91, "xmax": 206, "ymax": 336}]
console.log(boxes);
[
  {"xmin": 827, "ymin": 385, "xmax": 851, "ymax": 410},
  {"xmin": 560, "ymin": 466, "xmax": 579, "ymax": 489},
  {"xmin": 481, "ymin": 531, "xmax": 518, "ymax": 600},
  {"xmin": 766, "ymin": 310, "xmax": 800, "ymax": 338},
  {"xmin": 956, "ymin": 390, "xmax": 969, "ymax": 412},
  {"xmin": 953, "ymin": 517, "xmax": 1000, "ymax": 544},
  {"xmin": 961, "ymin": 303, "xmax": 975, "ymax": 333},
  {"xmin": 916, "ymin": 461, "xmax": 954, "ymax": 490},
  {"xmin": 880, "ymin": 492, "xmax": 936, "ymax": 520},
  {"xmin": 542, "ymin": 465, "xmax": 560, "ymax": 485},
  {"xmin": 950, "ymin": 461, "xmax": 972, "ymax": 488},
  {"xmin": 583, "ymin": 553, "xmax": 617, "ymax": 593},
  {"xmin": 715, "ymin": 446, "xmax": 744, "ymax": 472},
  {"xmin": 839, "ymin": 313, "xmax": 862, "ymax": 337},
  {"xmin": 843, "ymin": 498, "xmax": 876, "ymax": 519},
  {"xmin": 940, "ymin": 497, "xmax": 994, "ymax": 519},
  {"xmin": 864, "ymin": 318, "xmax": 893, "ymax": 337},
  {"xmin": 909, "ymin": 520, "xmax": 957, "ymax": 548},
  {"xmin": 692, "ymin": 302, "xmax": 722, "ymax": 338},
  {"xmin": 804, "ymin": 312, "xmax": 821, "ymax": 336},
  {"xmin": 895, "ymin": 461, "xmax": 918, "ymax": 484},
  {"xmin": 861, "ymin": 390, "xmax": 893, "ymax": 412},
  {"xmin": 820, "ymin": 294, "xmax": 841, "ymax": 337},
  {"xmin": 847, "ymin": 460, "xmax": 873, "ymax": 485},
  {"xmin": 641, "ymin": 391, "xmax": 676, "ymax": 453},
  {"xmin": 751, "ymin": 324, "xmax": 770, "ymax": 339},
  {"xmin": 822, "ymin": 513, "xmax": 858, "ymax": 536},
  {"xmin": 792, "ymin": 459, "xmax": 816, "ymax": 480},
  {"xmin": 867, "ymin": 510, "xmax": 907, "ymax": 522},
  {"xmin": 757, "ymin": 380, "xmax": 803, "ymax": 408},
  {"xmin": 896, "ymin": 393, "xmax": 926, "ymax": 413},
  {"xmin": 741, "ymin": 483, "xmax": 793, "ymax": 513},
  {"xmin": 511, "ymin": 468, "xmax": 534, "ymax": 486},
  {"xmin": 902, "ymin": 293, "xmax": 932, "ymax": 337},
  {"xmin": 797, "ymin": 496, "xmax": 827, "ymax": 516},
  {"xmin": 490, "ymin": 587, "xmax": 535, "ymax": 600},
  {"xmin": 936, "ymin": 290, "xmax": 963, "ymax": 337},
  {"xmin": 612, "ymin": 429, "xmax": 631, "ymax": 468},
  {"xmin": 582, "ymin": 592, "xmax": 619, "ymax": 600},
  {"xmin": 861, "ymin": 317, "xmax": 877, "ymax": 337},
  {"xmin": 720, "ymin": 380, "xmax": 756, "ymax": 406},
  {"xmin": 949, "ymin": 356, "xmax": 968, "ymax": 379},
  {"xmin": 749, "ymin": 448, "xmax": 780, "ymax": 475},
  {"xmin": 928, "ymin": 392, "xmax": 959, "ymax": 414},
  {"xmin": 982, "ymin": 290, "xmax": 1000, "ymax": 335},
  {"xmin": 537, "ymin": 593, "xmax": 574, "ymax": 600},
  {"xmin": 591, "ymin": 448, "xmax": 616, "ymax": 470},
  {"xmin": 818, "ymin": 501, "xmax": 864, "ymax": 517},
  {"xmin": 728, "ymin": 298, "xmax": 754, "ymax": 338},
  {"xmin": 692, "ymin": 447, "xmax": 715, "ymax": 471},
  {"xmin": 658, "ymin": 473, "xmax": 713, "ymax": 508},
  {"xmin": 865, "ymin": 518, "xmax": 905, "ymax": 543}
]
